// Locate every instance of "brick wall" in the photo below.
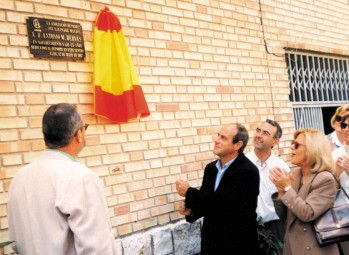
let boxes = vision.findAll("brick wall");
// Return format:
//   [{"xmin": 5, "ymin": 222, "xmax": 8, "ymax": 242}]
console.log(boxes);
[{"xmin": 1, "ymin": 0, "xmax": 349, "ymax": 253}]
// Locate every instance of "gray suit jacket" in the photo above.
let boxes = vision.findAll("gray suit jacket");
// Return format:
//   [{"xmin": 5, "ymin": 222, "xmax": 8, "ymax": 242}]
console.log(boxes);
[{"xmin": 273, "ymin": 168, "xmax": 339, "ymax": 255}]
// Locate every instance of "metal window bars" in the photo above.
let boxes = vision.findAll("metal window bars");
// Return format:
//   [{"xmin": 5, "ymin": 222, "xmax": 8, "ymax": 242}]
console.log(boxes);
[{"xmin": 286, "ymin": 51, "xmax": 349, "ymax": 131}]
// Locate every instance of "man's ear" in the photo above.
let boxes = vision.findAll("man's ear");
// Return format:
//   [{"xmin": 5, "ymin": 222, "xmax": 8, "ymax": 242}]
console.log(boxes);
[
  {"xmin": 234, "ymin": 140, "xmax": 243, "ymax": 151},
  {"xmin": 74, "ymin": 129, "xmax": 83, "ymax": 144},
  {"xmin": 272, "ymin": 138, "xmax": 280, "ymax": 148}
]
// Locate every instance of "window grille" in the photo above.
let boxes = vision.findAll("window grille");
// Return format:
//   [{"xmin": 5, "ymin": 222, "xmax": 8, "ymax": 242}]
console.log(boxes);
[
  {"xmin": 293, "ymin": 107, "xmax": 324, "ymax": 131},
  {"xmin": 286, "ymin": 51, "xmax": 349, "ymax": 131}
]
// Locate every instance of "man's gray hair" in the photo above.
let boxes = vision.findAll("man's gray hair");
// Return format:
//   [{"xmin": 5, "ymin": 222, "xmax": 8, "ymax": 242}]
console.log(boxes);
[{"xmin": 42, "ymin": 103, "xmax": 82, "ymax": 148}]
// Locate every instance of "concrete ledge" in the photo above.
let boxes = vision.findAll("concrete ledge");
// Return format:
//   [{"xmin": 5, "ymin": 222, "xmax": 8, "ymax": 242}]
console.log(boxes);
[{"xmin": 114, "ymin": 219, "xmax": 202, "ymax": 255}]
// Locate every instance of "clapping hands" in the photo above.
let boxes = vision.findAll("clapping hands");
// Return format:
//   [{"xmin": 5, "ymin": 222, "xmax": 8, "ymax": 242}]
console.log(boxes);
[{"xmin": 269, "ymin": 167, "xmax": 293, "ymax": 197}]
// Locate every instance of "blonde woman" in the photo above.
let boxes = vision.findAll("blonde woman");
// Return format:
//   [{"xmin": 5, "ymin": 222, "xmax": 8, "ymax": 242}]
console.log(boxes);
[
  {"xmin": 270, "ymin": 129, "xmax": 339, "ymax": 255},
  {"xmin": 332, "ymin": 114, "xmax": 349, "ymax": 255},
  {"xmin": 327, "ymin": 104, "xmax": 349, "ymax": 149}
]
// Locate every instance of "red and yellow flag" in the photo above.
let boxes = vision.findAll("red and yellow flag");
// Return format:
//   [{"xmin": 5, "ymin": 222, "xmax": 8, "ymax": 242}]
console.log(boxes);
[{"xmin": 93, "ymin": 7, "xmax": 150, "ymax": 123}]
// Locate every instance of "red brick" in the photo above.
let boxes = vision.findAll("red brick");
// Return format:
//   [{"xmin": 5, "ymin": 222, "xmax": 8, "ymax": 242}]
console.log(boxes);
[
  {"xmin": 216, "ymin": 86, "xmax": 233, "ymax": 94},
  {"xmin": 152, "ymin": 22, "xmax": 164, "ymax": 30},
  {"xmin": 166, "ymin": 42, "xmax": 189, "ymax": 51},
  {"xmin": 156, "ymin": 104, "xmax": 180, "ymax": 112},
  {"xmin": 114, "ymin": 204, "xmax": 130, "ymax": 216}
]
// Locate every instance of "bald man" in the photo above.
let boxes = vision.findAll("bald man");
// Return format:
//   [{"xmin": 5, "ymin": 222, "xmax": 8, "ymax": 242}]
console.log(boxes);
[{"xmin": 176, "ymin": 123, "xmax": 260, "ymax": 255}]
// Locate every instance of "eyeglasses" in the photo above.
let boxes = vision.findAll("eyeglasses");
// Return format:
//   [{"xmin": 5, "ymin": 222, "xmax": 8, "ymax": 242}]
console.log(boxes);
[
  {"xmin": 291, "ymin": 140, "xmax": 305, "ymax": 149},
  {"xmin": 340, "ymin": 123, "xmax": 349, "ymax": 130},
  {"xmin": 74, "ymin": 124, "xmax": 89, "ymax": 136},
  {"xmin": 256, "ymin": 128, "xmax": 272, "ymax": 137}
]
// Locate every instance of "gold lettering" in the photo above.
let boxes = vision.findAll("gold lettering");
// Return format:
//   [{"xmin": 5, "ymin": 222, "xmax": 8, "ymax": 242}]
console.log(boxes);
[
  {"xmin": 42, "ymin": 33, "xmax": 61, "ymax": 40},
  {"xmin": 31, "ymin": 45, "xmax": 48, "ymax": 50},
  {"xmin": 51, "ymin": 47, "xmax": 64, "ymax": 52},
  {"xmin": 69, "ymin": 29, "xmax": 80, "ymax": 34},
  {"xmin": 52, "ymin": 27, "xmax": 69, "ymax": 33},
  {"xmin": 65, "ymin": 35, "xmax": 82, "ymax": 42}
]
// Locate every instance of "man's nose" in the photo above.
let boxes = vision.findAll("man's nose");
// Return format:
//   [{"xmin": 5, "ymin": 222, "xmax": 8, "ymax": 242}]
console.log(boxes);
[{"xmin": 212, "ymin": 135, "xmax": 219, "ymax": 142}]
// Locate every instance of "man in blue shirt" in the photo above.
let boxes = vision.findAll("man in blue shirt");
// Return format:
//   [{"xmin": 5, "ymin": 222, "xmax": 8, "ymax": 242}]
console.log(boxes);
[{"xmin": 176, "ymin": 123, "xmax": 260, "ymax": 255}]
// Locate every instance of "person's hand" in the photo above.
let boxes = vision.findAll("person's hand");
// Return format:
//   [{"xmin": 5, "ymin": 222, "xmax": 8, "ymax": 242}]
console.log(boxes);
[
  {"xmin": 336, "ymin": 156, "xmax": 349, "ymax": 174},
  {"xmin": 176, "ymin": 179, "xmax": 190, "ymax": 197},
  {"xmin": 178, "ymin": 200, "xmax": 192, "ymax": 216},
  {"xmin": 269, "ymin": 167, "xmax": 292, "ymax": 197}
]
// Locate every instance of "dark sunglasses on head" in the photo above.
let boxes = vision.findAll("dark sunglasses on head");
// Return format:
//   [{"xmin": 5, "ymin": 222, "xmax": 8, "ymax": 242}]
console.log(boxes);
[
  {"xmin": 340, "ymin": 123, "xmax": 349, "ymax": 130},
  {"xmin": 335, "ymin": 115, "xmax": 342, "ymax": 122},
  {"xmin": 291, "ymin": 140, "xmax": 305, "ymax": 149}
]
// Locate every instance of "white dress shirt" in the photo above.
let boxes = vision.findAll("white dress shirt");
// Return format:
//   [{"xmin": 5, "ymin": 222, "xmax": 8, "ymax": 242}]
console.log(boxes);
[
  {"xmin": 327, "ymin": 131, "xmax": 343, "ymax": 149},
  {"xmin": 246, "ymin": 151, "xmax": 290, "ymax": 223},
  {"xmin": 332, "ymin": 146, "xmax": 349, "ymax": 206},
  {"xmin": 8, "ymin": 150, "xmax": 117, "ymax": 255}
]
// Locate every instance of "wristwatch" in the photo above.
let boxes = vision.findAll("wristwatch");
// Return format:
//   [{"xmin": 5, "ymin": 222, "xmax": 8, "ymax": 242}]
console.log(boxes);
[{"xmin": 284, "ymin": 185, "xmax": 291, "ymax": 192}]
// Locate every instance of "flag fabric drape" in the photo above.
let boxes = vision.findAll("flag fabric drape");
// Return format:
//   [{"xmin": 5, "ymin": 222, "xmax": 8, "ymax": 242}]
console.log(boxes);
[{"xmin": 93, "ymin": 7, "xmax": 150, "ymax": 123}]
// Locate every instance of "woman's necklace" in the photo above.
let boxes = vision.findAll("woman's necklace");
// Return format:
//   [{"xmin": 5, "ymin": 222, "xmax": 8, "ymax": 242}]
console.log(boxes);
[{"xmin": 301, "ymin": 174, "xmax": 309, "ymax": 185}]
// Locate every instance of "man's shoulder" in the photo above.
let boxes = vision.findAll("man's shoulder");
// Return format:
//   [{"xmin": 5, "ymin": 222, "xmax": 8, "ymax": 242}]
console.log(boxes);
[
  {"xmin": 245, "ymin": 151, "xmax": 253, "ymax": 156},
  {"xmin": 237, "ymin": 154, "xmax": 260, "ymax": 182},
  {"xmin": 238, "ymin": 153, "xmax": 259, "ymax": 171},
  {"xmin": 326, "ymin": 131, "xmax": 335, "ymax": 139},
  {"xmin": 268, "ymin": 154, "xmax": 290, "ymax": 170},
  {"xmin": 13, "ymin": 154, "xmax": 94, "ymax": 181},
  {"xmin": 245, "ymin": 151, "xmax": 255, "ymax": 160},
  {"xmin": 205, "ymin": 159, "xmax": 218, "ymax": 168},
  {"xmin": 203, "ymin": 160, "xmax": 220, "ymax": 178},
  {"xmin": 12, "ymin": 158, "xmax": 40, "ymax": 179}
]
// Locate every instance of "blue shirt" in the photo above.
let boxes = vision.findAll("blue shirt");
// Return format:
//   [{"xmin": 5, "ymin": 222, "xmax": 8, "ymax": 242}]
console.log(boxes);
[{"xmin": 214, "ymin": 157, "xmax": 237, "ymax": 191}]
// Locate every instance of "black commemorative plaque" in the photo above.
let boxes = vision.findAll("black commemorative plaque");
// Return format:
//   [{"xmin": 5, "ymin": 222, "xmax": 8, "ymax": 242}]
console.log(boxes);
[{"xmin": 26, "ymin": 17, "xmax": 85, "ymax": 60}]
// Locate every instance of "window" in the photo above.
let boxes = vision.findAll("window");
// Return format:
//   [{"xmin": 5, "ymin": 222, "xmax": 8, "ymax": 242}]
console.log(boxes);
[{"xmin": 286, "ymin": 51, "xmax": 349, "ymax": 133}]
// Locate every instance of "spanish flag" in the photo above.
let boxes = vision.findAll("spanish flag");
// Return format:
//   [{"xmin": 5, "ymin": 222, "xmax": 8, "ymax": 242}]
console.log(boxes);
[{"xmin": 93, "ymin": 7, "xmax": 150, "ymax": 123}]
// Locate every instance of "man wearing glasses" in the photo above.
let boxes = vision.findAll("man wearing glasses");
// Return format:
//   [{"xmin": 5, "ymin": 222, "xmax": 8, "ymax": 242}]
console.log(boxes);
[
  {"xmin": 245, "ymin": 119, "xmax": 290, "ymax": 251},
  {"xmin": 8, "ymin": 103, "xmax": 117, "ymax": 255}
]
